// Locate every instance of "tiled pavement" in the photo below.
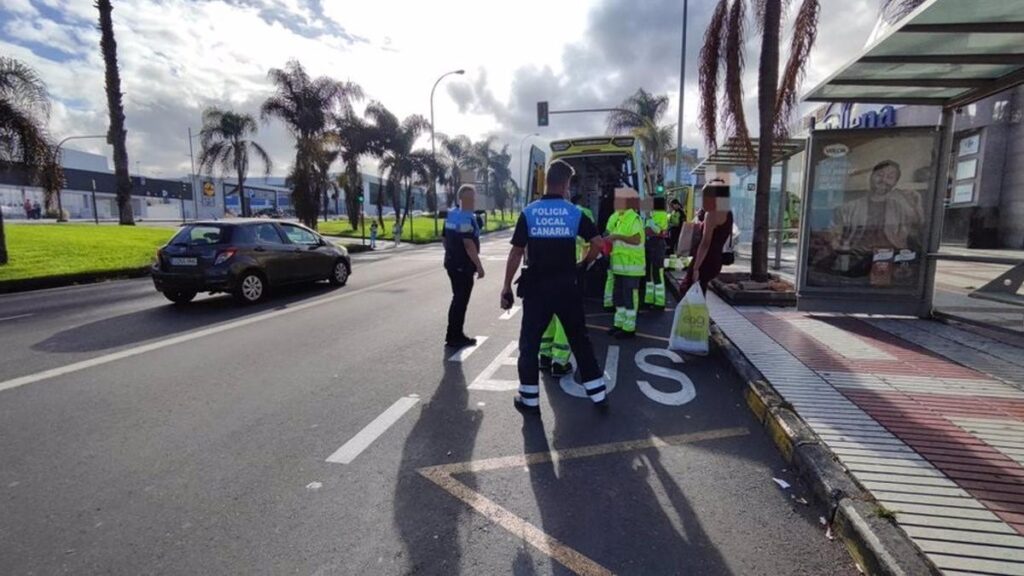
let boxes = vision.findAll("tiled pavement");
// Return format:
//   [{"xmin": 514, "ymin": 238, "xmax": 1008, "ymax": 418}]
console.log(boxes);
[{"xmin": 708, "ymin": 293, "xmax": 1024, "ymax": 576}]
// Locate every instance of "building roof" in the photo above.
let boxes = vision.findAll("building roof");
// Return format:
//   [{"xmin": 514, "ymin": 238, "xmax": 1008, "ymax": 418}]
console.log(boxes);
[{"xmin": 804, "ymin": 0, "xmax": 1024, "ymax": 110}]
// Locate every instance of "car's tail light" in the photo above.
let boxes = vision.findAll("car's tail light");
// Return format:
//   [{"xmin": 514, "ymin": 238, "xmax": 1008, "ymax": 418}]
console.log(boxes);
[{"xmin": 214, "ymin": 248, "xmax": 237, "ymax": 266}]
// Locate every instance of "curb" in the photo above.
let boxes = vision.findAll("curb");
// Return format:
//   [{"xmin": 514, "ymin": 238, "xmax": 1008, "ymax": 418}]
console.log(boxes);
[
  {"xmin": 665, "ymin": 273, "xmax": 936, "ymax": 575},
  {"xmin": 0, "ymin": 267, "xmax": 151, "ymax": 295}
]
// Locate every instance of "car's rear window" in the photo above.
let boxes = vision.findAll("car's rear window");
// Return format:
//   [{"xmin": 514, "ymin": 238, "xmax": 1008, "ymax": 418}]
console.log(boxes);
[{"xmin": 170, "ymin": 225, "xmax": 231, "ymax": 246}]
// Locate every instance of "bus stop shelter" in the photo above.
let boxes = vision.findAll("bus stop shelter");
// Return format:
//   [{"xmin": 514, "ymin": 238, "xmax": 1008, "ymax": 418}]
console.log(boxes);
[
  {"xmin": 798, "ymin": 0, "xmax": 1024, "ymax": 320},
  {"xmin": 692, "ymin": 137, "xmax": 805, "ymax": 270}
]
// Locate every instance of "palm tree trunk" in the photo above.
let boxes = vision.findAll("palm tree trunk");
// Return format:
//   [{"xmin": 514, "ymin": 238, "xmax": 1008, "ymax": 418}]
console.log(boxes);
[
  {"xmin": 237, "ymin": 165, "xmax": 247, "ymax": 218},
  {"xmin": 752, "ymin": 0, "xmax": 782, "ymax": 281},
  {"xmin": 0, "ymin": 208, "xmax": 8, "ymax": 265},
  {"xmin": 97, "ymin": 0, "xmax": 134, "ymax": 225}
]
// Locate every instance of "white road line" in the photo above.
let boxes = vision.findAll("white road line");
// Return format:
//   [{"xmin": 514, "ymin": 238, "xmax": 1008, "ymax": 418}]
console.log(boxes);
[
  {"xmin": 499, "ymin": 306, "xmax": 521, "ymax": 320},
  {"xmin": 0, "ymin": 313, "xmax": 33, "ymax": 322},
  {"xmin": 0, "ymin": 267, "xmax": 439, "ymax": 395},
  {"xmin": 447, "ymin": 336, "xmax": 488, "ymax": 362},
  {"xmin": 325, "ymin": 395, "xmax": 420, "ymax": 464},
  {"xmin": 468, "ymin": 341, "xmax": 520, "ymax": 391}
]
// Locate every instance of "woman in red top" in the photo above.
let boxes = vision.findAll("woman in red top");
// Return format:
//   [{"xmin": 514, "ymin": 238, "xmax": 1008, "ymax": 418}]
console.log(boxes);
[{"xmin": 684, "ymin": 181, "xmax": 733, "ymax": 293}]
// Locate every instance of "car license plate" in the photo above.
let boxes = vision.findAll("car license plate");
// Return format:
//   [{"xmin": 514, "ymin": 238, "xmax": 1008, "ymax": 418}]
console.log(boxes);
[{"xmin": 170, "ymin": 257, "xmax": 198, "ymax": 266}]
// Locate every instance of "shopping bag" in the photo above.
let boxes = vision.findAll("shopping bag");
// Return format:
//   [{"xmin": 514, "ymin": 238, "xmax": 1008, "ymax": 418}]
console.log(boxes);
[{"xmin": 668, "ymin": 283, "xmax": 709, "ymax": 355}]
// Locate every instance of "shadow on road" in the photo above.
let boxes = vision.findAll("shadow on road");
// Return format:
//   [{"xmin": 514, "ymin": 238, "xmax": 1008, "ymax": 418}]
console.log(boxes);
[
  {"xmin": 393, "ymin": 352, "xmax": 483, "ymax": 574},
  {"xmin": 32, "ymin": 282, "xmax": 340, "ymax": 353},
  {"xmin": 521, "ymin": 391, "xmax": 734, "ymax": 575}
]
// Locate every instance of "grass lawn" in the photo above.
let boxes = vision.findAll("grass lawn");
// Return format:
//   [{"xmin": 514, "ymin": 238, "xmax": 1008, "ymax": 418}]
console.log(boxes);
[
  {"xmin": 0, "ymin": 224, "xmax": 176, "ymax": 282},
  {"xmin": 319, "ymin": 212, "xmax": 517, "ymax": 243}
]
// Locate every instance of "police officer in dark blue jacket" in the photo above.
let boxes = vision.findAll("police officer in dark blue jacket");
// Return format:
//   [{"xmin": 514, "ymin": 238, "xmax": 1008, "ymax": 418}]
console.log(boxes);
[
  {"xmin": 444, "ymin": 185, "xmax": 484, "ymax": 348},
  {"xmin": 501, "ymin": 161, "xmax": 607, "ymax": 414}
]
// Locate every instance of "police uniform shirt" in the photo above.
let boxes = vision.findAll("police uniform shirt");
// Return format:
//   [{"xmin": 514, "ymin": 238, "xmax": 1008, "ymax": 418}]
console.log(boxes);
[
  {"xmin": 511, "ymin": 194, "xmax": 599, "ymax": 276},
  {"xmin": 443, "ymin": 208, "xmax": 480, "ymax": 271}
]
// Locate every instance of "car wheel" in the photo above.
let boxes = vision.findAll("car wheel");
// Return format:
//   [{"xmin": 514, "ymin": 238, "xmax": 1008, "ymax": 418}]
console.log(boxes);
[
  {"xmin": 235, "ymin": 271, "xmax": 267, "ymax": 304},
  {"xmin": 328, "ymin": 259, "xmax": 350, "ymax": 287},
  {"xmin": 163, "ymin": 290, "xmax": 197, "ymax": 305}
]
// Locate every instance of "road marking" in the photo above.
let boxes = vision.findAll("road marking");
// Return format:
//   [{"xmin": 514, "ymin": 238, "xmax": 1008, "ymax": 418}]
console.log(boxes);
[
  {"xmin": 326, "ymin": 395, "xmax": 420, "ymax": 464},
  {"xmin": 419, "ymin": 427, "xmax": 749, "ymax": 575},
  {"xmin": 560, "ymin": 346, "xmax": 619, "ymax": 398},
  {"xmin": 468, "ymin": 341, "xmax": 520, "ymax": 391},
  {"xmin": 636, "ymin": 349, "xmax": 696, "ymax": 406},
  {"xmin": 0, "ymin": 313, "xmax": 33, "ymax": 322},
  {"xmin": 447, "ymin": 336, "xmax": 488, "ymax": 362},
  {"xmin": 499, "ymin": 305, "xmax": 521, "ymax": 320},
  {"xmin": 586, "ymin": 323, "xmax": 670, "ymax": 343},
  {"xmin": 0, "ymin": 267, "xmax": 440, "ymax": 395}
]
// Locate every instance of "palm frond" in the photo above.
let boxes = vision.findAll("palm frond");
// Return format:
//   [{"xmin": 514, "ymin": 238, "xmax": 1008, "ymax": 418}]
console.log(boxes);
[
  {"xmin": 774, "ymin": 0, "xmax": 819, "ymax": 141},
  {"xmin": 698, "ymin": 0, "xmax": 730, "ymax": 153},
  {"xmin": 723, "ymin": 0, "xmax": 755, "ymax": 164},
  {"xmin": 249, "ymin": 140, "xmax": 273, "ymax": 177}
]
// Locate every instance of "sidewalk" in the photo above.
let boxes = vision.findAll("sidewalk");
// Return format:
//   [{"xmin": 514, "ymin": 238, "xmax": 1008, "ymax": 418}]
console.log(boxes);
[{"xmin": 710, "ymin": 294, "xmax": 1024, "ymax": 575}]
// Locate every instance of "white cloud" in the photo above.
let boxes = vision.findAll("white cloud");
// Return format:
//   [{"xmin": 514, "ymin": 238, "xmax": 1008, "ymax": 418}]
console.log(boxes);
[{"xmin": 0, "ymin": 0, "xmax": 883, "ymax": 185}]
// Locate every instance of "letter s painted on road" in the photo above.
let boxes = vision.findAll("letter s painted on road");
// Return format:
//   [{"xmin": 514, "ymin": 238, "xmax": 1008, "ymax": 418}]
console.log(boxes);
[{"xmin": 635, "ymin": 349, "xmax": 696, "ymax": 406}]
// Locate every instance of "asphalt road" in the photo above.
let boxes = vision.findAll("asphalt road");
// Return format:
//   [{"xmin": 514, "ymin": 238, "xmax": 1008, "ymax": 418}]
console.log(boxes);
[{"xmin": 0, "ymin": 233, "xmax": 856, "ymax": 575}]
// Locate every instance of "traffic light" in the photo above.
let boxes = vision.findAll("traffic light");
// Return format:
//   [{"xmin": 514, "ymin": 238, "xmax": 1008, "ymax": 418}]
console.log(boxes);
[{"xmin": 537, "ymin": 101, "xmax": 549, "ymax": 127}]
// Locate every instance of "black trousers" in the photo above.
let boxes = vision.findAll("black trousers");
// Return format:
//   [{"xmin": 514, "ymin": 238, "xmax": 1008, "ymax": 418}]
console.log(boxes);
[
  {"xmin": 446, "ymin": 267, "xmax": 475, "ymax": 340},
  {"xmin": 517, "ymin": 275, "xmax": 602, "ymax": 386}
]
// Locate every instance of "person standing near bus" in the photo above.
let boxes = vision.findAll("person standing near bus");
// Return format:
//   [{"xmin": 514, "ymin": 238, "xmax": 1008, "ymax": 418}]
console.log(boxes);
[{"xmin": 607, "ymin": 188, "xmax": 645, "ymax": 338}]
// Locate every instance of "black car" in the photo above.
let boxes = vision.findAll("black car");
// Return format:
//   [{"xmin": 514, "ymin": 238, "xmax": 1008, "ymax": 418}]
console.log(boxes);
[{"xmin": 152, "ymin": 220, "xmax": 350, "ymax": 305}]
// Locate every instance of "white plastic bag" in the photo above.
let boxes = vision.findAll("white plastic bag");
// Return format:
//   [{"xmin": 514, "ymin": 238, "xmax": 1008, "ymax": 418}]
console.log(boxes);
[{"xmin": 668, "ymin": 283, "xmax": 709, "ymax": 355}]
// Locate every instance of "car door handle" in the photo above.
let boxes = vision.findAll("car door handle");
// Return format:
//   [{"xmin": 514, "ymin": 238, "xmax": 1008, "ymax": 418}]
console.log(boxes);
[
  {"xmin": 254, "ymin": 246, "xmax": 266, "ymax": 252},
  {"xmin": 293, "ymin": 248, "xmax": 303, "ymax": 253}
]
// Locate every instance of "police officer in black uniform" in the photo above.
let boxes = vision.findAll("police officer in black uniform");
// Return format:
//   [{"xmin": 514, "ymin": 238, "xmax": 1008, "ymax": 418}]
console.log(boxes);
[{"xmin": 501, "ymin": 161, "xmax": 607, "ymax": 414}]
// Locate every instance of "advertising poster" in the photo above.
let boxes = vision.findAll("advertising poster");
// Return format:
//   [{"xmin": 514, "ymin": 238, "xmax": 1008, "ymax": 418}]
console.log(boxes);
[{"xmin": 801, "ymin": 128, "xmax": 940, "ymax": 307}]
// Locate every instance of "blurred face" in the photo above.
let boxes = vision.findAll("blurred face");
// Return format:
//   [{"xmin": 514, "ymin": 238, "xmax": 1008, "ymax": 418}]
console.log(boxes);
[
  {"xmin": 870, "ymin": 165, "xmax": 900, "ymax": 197},
  {"xmin": 613, "ymin": 196, "xmax": 628, "ymax": 212},
  {"xmin": 702, "ymin": 192, "xmax": 730, "ymax": 212},
  {"xmin": 460, "ymin": 189, "xmax": 475, "ymax": 211}
]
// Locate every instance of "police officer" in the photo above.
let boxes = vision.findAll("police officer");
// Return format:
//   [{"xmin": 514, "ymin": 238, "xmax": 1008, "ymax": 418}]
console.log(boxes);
[
  {"xmin": 538, "ymin": 194, "xmax": 594, "ymax": 377},
  {"xmin": 443, "ymin": 185, "xmax": 483, "ymax": 348},
  {"xmin": 501, "ymin": 161, "xmax": 607, "ymax": 414}
]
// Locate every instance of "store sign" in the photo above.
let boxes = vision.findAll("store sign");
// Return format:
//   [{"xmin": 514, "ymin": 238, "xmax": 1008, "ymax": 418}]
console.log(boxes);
[{"xmin": 817, "ymin": 103, "xmax": 897, "ymax": 130}]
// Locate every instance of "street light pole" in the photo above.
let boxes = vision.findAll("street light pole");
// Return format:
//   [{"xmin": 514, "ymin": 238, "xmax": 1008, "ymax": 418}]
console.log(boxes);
[
  {"xmin": 431, "ymin": 68, "xmax": 465, "ymax": 236},
  {"xmin": 519, "ymin": 133, "xmax": 539, "ymax": 208},
  {"xmin": 54, "ymin": 134, "xmax": 107, "ymax": 221},
  {"xmin": 674, "ymin": 0, "xmax": 689, "ymax": 190},
  {"xmin": 188, "ymin": 127, "xmax": 198, "ymax": 221}
]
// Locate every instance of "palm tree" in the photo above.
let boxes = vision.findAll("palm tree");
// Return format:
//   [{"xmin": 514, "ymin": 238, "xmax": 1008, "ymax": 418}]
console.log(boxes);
[
  {"xmin": 96, "ymin": 0, "xmax": 134, "ymax": 225},
  {"xmin": 439, "ymin": 134, "xmax": 472, "ymax": 209},
  {"xmin": 466, "ymin": 137, "xmax": 497, "ymax": 207},
  {"xmin": 489, "ymin": 144, "xmax": 513, "ymax": 219},
  {"xmin": 198, "ymin": 107, "xmax": 272, "ymax": 218},
  {"xmin": 261, "ymin": 59, "xmax": 362, "ymax": 228},
  {"xmin": 364, "ymin": 101, "xmax": 433, "ymax": 235},
  {"xmin": 699, "ymin": 0, "xmax": 820, "ymax": 281},
  {"xmin": 0, "ymin": 56, "xmax": 53, "ymax": 264},
  {"xmin": 607, "ymin": 88, "xmax": 675, "ymax": 183},
  {"xmin": 335, "ymin": 111, "xmax": 377, "ymax": 229}
]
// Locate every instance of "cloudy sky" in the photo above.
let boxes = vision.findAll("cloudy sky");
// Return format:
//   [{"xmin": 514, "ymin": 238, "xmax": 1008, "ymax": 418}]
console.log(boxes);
[{"xmin": 1, "ymin": 0, "xmax": 882, "ymax": 182}]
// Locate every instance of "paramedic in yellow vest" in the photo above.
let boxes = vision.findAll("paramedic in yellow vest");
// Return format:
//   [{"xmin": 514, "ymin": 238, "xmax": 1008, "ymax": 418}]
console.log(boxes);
[
  {"xmin": 644, "ymin": 196, "xmax": 669, "ymax": 308},
  {"xmin": 608, "ymin": 188, "xmax": 645, "ymax": 338},
  {"xmin": 539, "ymin": 195, "xmax": 593, "ymax": 376},
  {"xmin": 603, "ymin": 204, "xmax": 623, "ymax": 310}
]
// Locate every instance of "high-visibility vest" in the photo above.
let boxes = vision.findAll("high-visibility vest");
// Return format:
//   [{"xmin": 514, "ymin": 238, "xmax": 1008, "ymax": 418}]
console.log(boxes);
[
  {"xmin": 611, "ymin": 209, "xmax": 645, "ymax": 277},
  {"xmin": 576, "ymin": 206, "xmax": 594, "ymax": 261},
  {"xmin": 669, "ymin": 210, "xmax": 682, "ymax": 228},
  {"xmin": 646, "ymin": 210, "xmax": 669, "ymax": 238}
]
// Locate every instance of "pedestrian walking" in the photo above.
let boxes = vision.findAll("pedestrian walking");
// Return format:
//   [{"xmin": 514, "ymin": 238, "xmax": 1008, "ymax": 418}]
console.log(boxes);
[
  {"xmin": 683, "ymin": 181, "xmax": 734, "ymax": 293},
  {"xmin": 501, "ymin": 161, "xmax": 607, "ymax": 414},
  {"xmin": 607, "ymin": 188, "xmax": 645, "ymax": 339},
  {"xmin": 443, "ymin": 185, "xmax": 483, "ymax": 348},
  {"xmin": 393, "ymin": 221, "xmax": 402, "ymax": 247},
  {"xmin": 369, "ymin": 220, "xmax": 378, "ymax": 249}
]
